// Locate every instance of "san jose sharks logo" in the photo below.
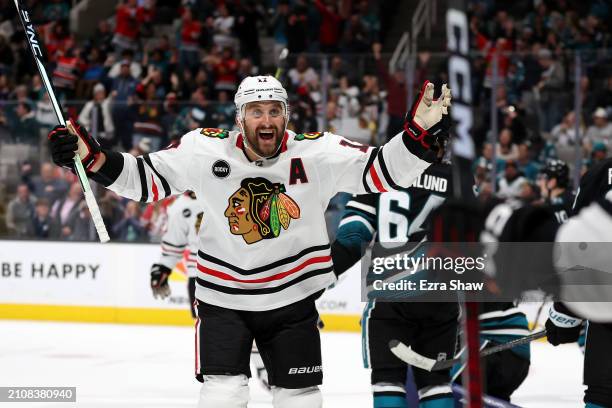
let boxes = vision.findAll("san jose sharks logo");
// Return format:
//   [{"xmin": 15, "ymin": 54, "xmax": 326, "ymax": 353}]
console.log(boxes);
[{"xmin": 224, "ymin": 177, "xmax": 300, "ymax": 244}]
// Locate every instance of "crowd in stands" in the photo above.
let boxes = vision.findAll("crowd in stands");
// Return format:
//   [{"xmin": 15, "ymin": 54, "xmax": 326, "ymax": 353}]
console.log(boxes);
[{"xmin": 0, "ymin": 0, "xmax": 610, "ymax": 242}]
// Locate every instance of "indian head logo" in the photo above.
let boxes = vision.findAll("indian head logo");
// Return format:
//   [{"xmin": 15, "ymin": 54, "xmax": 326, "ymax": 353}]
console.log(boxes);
[{"xmin": 224, "ymin": 177, "xmax": 300, "ymax": 244}]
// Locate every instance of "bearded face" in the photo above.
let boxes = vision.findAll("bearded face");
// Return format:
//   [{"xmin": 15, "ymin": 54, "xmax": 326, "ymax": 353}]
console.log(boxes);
[{"xmin": 241, "ymin": 101, "xmax": 286, "ymax": 158}]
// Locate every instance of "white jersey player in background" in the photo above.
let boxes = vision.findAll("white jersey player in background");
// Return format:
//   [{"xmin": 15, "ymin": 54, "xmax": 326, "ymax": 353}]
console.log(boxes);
[
  {"xmin": 150, "ymin": 191, "xmax": 202, "ymax": 316},
  {"xmin": 48, "ymin": 76, "xmax": 451, "ymax": 408}
]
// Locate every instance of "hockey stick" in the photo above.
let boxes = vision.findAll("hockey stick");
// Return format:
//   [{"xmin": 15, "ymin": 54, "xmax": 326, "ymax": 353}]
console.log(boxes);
[
  {"xmin": 275, "ymin": 48, "xmax": 289, "ymax": 80},
  {"xmin": 389, "ymin": 330, "xmax": 546, "ymax": 372},
  {"xmin": 14, "ymin": 0, "xmax": 110, "ymax": 243}
]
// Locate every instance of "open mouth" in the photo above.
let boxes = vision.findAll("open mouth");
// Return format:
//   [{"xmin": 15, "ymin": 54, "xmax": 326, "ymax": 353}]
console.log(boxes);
[{"xmin": 258, "ymin": 129, "xmax": 275, "ymax": 140}]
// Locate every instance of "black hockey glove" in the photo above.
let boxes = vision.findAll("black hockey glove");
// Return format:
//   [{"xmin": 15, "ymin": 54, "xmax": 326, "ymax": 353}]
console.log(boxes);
[
  {"xmin": 545, "ymin": 302, "xmax": 583, "ymax": 346},
  {"xmin": 48, "ymin": 120, "xmax": 102, "ymax": 171},
  {"xmin": 403, "ymin": 81, "xmax": 452, "ymax": 159},
  {"xmin": 150, "ymin": 264, "xmax": 172, "ymax": 299}
]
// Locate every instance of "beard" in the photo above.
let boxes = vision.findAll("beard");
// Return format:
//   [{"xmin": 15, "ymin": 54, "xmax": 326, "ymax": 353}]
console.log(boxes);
[{"xmin": 244, "ymin": 122, "xmax": 285, "ymax": 158}]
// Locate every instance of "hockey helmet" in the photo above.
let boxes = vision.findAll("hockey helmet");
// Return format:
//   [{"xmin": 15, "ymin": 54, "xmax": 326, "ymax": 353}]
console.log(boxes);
[
  {"xmin": 234, "ymin": 75, "xmax": 289, "ymax": 122},
  {"xmin": 541, "ymin": 159, "xmax": 569, "ymax": 188}
]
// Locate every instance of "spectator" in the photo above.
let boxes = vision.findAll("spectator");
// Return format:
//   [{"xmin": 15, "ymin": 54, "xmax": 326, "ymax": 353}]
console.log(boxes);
[
  {"xmin": 36, "ymin": 93, "xmax": 58, "ymax": 135},
  {"xmin": 286, "ymin": 1, "xmax": 309, "ymax": 54},
  {"xmin": 98, "ymin": 190, "xmax": 124, "ymax": 240},
  {"xmin": 212, "ymin": 47, "xmax": 239, "ymax": 92},
  {"xmin": 585, "ymin": 107, "xmax": 612, "ymax": 150},
  {"xmin": 65, "ymin": 201, "xmax": 96, "ymax": 241},
  {"xmin": 271, "ymin": 0, "xmax": 290, "ymax": 58},
  {"xmin": 496, "ymin": 128, "xmax": 520, "ymax": 162},
  {"xmin": 50, "ymin": 182, "xmax": 83, "ymax": 239},
  {"xmin": 30, "ymin": 162, "xmax": 69, "ymax": 205},
  {"xmin": 536, "ymin": 48, "xmax": 566, "ymax": 131},
  {"xmin": 178, "ymin": 7, "xmax": 202, "ymax": 73},
  {"xmin": 52, "ymin": 45, "xmax": 84, "ymax": 101},
  {"xmin": 235, "ymin": 1, "xmax": 262, "ymax": 68},
  {"xmin": 551, "ymin": 110, "xmax": 586, "ymax": 147},
  {"xmin": 210, "ymin": 90, "xmax": 235, "ymax": 130},
  {"xmin": 212, "ymin": 3, "xmax": 236, "ymax": 50},
  {"xmin": 161, "ymin": 92, "xmax": 181, "ymax": 139},
  {"xmin": 372, "ymin": 42, "xmax": 407, "ymax": 142},
  {"xmin": 6, "ymin": 184, "xmax": 35, "ymax": 237},
  {"xmin": 108, "ymin": 49, "xmax": 143, "ymax": 80},
  {"xmin": 110, "ymin": 59, "xmax": 138, "ymax": 150},
  {"xmin": 132, "ymin": 80, "xmax": 165, "ymax": 151},
  {"xmin": 89, "ymin": 20, "xmax": 114, "ymax": 56},
  {"xmin": 590, "ymin": 142, "xmax": 609, "ymax": 165},
  {"xmin": 313, "ymin": 0, "xmax": 344, "ymax": 53},
  {"xmin": 32, "ymin": 198, "xmax": 54, "ymax": 239},
  {"xmin": 113, "ymin": 201, "xmax": 147, "ymax": 241},
  {"xmin": 78, "ymin": 83, "xmax": 115, "ymax": 148},
  {"xmin": 174, "ymin": 87, "xmax": 213, "ymax": 135},
  {"xmin": 497, "ymin": 160, "xmax": 527, "ymax": 199},
  {"xmin": 8, "ymin": 102, "xmax": 38, "ymax": 145},
  {"xmin": 528, "ymin": 134, "xmax": 558, "ymax": 165},
  {"xmin": 288, "ymin": 55, "xmax": 319, "ymax": 91},
  {"xmin": 43, "ymin": 0, "xmax": 70, "ymax": 22},
  {"xmin": 516, "ymin": 142, "xmax": 540, "ymax": 181},
  {"xmin": 112, "ymin": 0, "xmax": 145, "ymax": 54}
]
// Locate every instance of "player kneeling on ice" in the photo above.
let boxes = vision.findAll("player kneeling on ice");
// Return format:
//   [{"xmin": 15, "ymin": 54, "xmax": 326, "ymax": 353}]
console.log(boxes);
[{"xmin": 47, "ymin": 76, "xmax": 450, "ymax": 408}]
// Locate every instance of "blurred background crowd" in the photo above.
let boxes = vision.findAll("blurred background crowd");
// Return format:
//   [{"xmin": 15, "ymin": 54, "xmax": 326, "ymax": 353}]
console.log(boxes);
[{"xmin": 0, "ymin": 0, "xmax": 610, "ymax": 242}]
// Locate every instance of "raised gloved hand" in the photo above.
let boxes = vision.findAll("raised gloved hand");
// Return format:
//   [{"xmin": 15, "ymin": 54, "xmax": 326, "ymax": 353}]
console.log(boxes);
[
  {"xmin": 150, "ymin": 263, "xmax": 172, "ymax": 299},
  {"xmin": 545, "ymin": 302, "xmax": 583, "ymax": 346},
  {"xmin": 48, "ymin": 120, "xmax": 103, "ymax": 171},
  {"xmin": 404, "ymin": 81, "xmax": 452, "ymax": 150}
]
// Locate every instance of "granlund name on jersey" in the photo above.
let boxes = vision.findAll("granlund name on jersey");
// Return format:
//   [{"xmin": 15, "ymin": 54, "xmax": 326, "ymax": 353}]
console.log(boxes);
[{"xmin": 106, "ymin": 127, "xmax": 430, "ymax": 311}]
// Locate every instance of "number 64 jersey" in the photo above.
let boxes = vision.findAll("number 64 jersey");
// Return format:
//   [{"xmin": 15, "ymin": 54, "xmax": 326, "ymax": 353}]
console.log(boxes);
[
  {"xmin": 336, "ymin": 162, "xmax": 454, "ymax": 254},
  {"xmin": 100, "ymin": 128, "xmax": 432, "ymax": 311}
]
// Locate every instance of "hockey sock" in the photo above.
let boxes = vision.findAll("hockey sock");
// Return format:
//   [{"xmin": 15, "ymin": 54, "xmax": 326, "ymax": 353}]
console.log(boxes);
[
  {"xmin": 198, "ymin": 374, "xmax": 249, "ymax": 408},
  {"xmin": 272, "ymin": 386, "xmax": 321, "ymax": 408},
  {"xmin": 418, "ymin": 385, "xmax": 454, "ymax": 408},
  {"xmin": 373, "ymin": 382, "xmax": 407, "ymax": 408}
]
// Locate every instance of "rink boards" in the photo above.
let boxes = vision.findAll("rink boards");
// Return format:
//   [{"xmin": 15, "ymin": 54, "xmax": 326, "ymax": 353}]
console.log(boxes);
[{"xmin": 0, "ymin": 240, "xmax": 364, "ymax": 331}]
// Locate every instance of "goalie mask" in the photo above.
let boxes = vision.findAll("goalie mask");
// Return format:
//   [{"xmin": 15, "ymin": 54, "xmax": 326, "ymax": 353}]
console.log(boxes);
[{"xmin": 234, "ymin": 75, "xmax": 289, "ymax": 160}]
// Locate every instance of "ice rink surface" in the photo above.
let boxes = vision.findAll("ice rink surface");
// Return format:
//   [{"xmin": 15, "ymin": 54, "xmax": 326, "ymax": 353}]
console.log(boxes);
[{"xmin": 0, "ymin": 320, "xmax": 584, "ymax": 407}]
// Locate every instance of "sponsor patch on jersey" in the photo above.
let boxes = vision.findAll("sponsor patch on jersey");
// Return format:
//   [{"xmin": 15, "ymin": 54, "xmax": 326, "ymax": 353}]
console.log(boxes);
[
  {"xmin": 212, "ymin": 160, "xmax": 231, "ymax": 178},
  {"xmin": 200, "ymin": 128, "xmax": 229, "ymax": 139},
  {"xmin": 294, "ymin": 131, "xmax": 324, "ymax": 141},
  {"xmin": 224, "ymin": 177, "xmax": 301, "ymax": 244},
  {"xmin": 182, "ymin": 209, "xmax": 192, "ymax": 217}
]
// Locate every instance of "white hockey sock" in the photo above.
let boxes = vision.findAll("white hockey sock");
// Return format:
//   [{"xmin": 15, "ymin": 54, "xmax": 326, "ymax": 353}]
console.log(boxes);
[
  {"xmin": 198, "ymin": 374, "xmax": 249, "ymax": 408},
  {"xmin": 272, "ymin": 386, "xmax": 322, "ymax": 408}
]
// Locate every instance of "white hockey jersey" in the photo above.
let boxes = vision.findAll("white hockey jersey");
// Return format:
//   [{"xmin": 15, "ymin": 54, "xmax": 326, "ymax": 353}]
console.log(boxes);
[
  {"xmin": 157, "ymin": 192, "xmax": 203, "ymax": 278},
  {"xmin": 105, "ymin": 128, "xmax": 431, "ymax": 311}
]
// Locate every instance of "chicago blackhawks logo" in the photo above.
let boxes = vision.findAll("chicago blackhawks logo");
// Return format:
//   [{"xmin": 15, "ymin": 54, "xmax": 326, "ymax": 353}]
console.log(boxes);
[
  {"xmin": 224, "ymin": 177, "xmax": 300, "ymax": 244},
  {"xmin": 294, "ymin": 131, "xmax": 324, "ymax": 141},
  {"xmin": 200, "ymin": 128, "xmax": 229, "ymax": 139}
]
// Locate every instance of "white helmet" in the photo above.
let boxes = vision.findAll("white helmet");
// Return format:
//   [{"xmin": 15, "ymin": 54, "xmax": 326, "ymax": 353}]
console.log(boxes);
[
  {"xmin": 234, "ymin": 75, "xmax": 289, "ymax": 160},
  {"xmin": 234, "ymin": 75, "xmax": 289, "ymax": 122}
]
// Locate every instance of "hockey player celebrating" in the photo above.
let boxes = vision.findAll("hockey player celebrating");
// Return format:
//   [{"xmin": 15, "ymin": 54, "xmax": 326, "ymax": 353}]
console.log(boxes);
[{"xmin": 47, "ymin": 76, "xmax": 451, "ymax": 407}]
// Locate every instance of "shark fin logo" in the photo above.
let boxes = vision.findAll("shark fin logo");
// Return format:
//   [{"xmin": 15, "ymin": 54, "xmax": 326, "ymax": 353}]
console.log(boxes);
[{"xmin": 224, "ymin": 177, "xmax": 300, "ymax": 244}]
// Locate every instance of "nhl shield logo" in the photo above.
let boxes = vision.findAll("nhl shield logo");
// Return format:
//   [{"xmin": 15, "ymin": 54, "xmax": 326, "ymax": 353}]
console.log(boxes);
[{"xmin": 212, "ymin": 160, "xmax": 231, "ymax": 178}]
